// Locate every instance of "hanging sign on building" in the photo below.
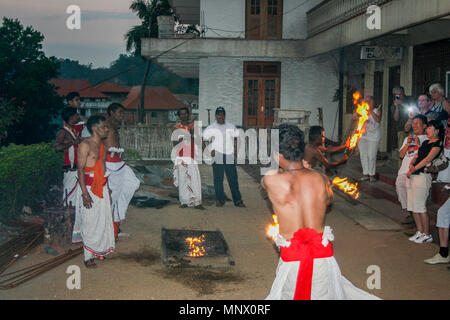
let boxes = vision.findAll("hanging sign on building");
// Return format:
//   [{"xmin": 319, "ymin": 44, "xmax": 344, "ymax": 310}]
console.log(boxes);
[{"xmin": 360, "ymin": 46, "xmax": 403, "ymax": 60}]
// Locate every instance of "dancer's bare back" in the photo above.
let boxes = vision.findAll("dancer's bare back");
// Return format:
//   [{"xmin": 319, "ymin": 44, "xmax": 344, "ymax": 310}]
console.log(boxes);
[{"xmin": 261, "ymin": 168, "xmax": 333, "ymax": 239}]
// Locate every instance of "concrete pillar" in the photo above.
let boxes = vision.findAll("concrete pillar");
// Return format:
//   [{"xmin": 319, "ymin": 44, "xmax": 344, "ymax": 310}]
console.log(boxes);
[
  {"xmin": 380, "ymin": 65, "xmax": 390, "ymax": 153},
  {"xmin": 342, "ymin": 73, "xmax": 353, "ymax": 139},
  {"xmin": 400, "ymin": 46, "xmax": 414, "ymax": 96},
  {"xmin": 157, "ymin": 16, "xmax": 175, "ymax": 39},
  {"xmin": 364, "ymin": 60, "xmax": 376, "ymax": 98}
]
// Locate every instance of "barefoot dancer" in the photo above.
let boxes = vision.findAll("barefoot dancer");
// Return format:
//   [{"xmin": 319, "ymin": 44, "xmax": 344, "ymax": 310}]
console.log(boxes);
[
  {"xmin": 104, "ymin": 103, "xmax": 140, "ymax": 239},
  {"xmin": 303, "ymin": 126, "xmax": 348, "ymax": 173},
  {"xmin": 172, "ymin": 107, "xmax": 205, "ymax": 210},
  {"xmin": 55, "ymin": 107, "xmax": 83, "ymax": 207},
  {"xmin": 262, "ymin": 124, "xmax": 379, "ymax": 300},
  {"xmin": 74, "ymin": 115, "xmax": 115, "ymax": 268}
]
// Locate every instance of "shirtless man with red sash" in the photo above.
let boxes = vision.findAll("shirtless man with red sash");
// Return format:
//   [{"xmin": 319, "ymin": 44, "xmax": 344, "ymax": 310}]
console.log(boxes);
[
  {"xmin": 104, "ymin": 103, "xmax": 140, "ymax": 240},
  {"xmin": 262, "ymin": 124, "xmax": 378, "ymax": 300},
  {"xmin": 75, "ymin": 115, "xmax": 115, "ymax": 268}
]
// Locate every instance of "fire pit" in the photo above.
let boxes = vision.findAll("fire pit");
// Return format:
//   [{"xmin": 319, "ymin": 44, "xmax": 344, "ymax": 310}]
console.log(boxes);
[{"xmin": 161, "ymin": 228, "xmax": 235, "ymax": 269}]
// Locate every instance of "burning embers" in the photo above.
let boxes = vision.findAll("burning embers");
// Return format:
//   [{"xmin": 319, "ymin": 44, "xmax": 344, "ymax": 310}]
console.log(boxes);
[
  {"xmin": 346, "ymin": 91, "xmax": 370, "ymax": 151},
  {"xmin": 185, "ymin": 235, "xmax": 206, "ymax": 257},
  {"xmin": 266, "ymin": 215, "xmax": 279, "ymax": 240},
  {"xmin": 161, "ymin": 229, "xmax": 235, "ymax": 267},
  {"xmin": 332, "ymin": 177, "xmax": 360, "ymax": 200}
]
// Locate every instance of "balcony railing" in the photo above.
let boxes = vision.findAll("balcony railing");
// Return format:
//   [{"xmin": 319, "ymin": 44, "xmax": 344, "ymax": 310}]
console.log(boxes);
[{"xmin": 307, "ymin": 0, "xmax": 393, "ymax": 38}]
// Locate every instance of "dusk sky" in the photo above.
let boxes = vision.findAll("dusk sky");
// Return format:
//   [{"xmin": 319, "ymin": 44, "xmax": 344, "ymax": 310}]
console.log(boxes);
[{"xmin": 1, "ymin": 0, "xmax": 142, "ymax": 67}]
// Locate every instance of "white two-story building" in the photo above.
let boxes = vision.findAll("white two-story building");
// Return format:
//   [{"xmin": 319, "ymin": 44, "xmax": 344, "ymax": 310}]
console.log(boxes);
[{"xmin": 144, "ymin": 0, "xmax": 450, "ymax": 150}]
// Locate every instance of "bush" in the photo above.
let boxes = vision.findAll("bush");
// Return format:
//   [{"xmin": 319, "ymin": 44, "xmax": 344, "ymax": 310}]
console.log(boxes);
[
  {"xmin": 0, "ymin": 143, "xmax": 63, "ymax": 222},
  {"xmin": 123, "ymin": 148, "xmax": 143, "ymax": 161}
]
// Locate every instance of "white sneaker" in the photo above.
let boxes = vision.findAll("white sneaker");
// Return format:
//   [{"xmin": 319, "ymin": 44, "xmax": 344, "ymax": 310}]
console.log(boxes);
[
  {"xmin": 408, "ymin": 231, "xmax": 423, "ymax": 242},
  {"xmin": 424, "ymin": 253, "xmax": 450, "ymax": 264},
  {"xmin": 414, "ymin": 233, "xmax": 433, "ymax": 244}
]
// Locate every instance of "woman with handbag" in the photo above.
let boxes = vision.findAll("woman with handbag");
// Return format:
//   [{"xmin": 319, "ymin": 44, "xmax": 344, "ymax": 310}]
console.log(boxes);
[{"xmin": 406, "ymin": 120, "xmax": 445, "ymax": 244}]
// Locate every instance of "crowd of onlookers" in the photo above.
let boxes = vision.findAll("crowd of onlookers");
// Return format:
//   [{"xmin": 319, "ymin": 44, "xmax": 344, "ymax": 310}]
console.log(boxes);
[{"xmin": 354, "ymin": 83, "xmax": 449, "ymax": 266}]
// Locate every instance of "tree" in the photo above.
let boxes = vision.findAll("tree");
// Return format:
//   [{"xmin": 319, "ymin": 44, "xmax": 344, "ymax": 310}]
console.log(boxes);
[
  {"xmin": 0, "ymin": 17, "xmax": 63, "ymax": 145},
  {"xmin": 125, "ymin": 0, "xmax": 174, "ymax": 123}
]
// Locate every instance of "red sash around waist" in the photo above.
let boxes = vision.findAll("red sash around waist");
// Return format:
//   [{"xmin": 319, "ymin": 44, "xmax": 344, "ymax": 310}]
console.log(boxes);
[
  {"xmin": 63, "ymin": 144, "xmax": 78, "ymax": 167},
  {"xmin": 84, "ymin": 174, "xmax": 108, "ymax": 187},
  {"xmin": 106, "ymin": 152, "xmax": 122, "ymax": 163},
  {"xmin": 280, "ymin": 228, "xmax": 334, "ymax": 300}
]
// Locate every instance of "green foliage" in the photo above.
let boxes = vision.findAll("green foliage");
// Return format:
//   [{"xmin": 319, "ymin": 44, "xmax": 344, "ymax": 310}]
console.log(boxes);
[
  {"xmin": 0, "ymin": 100, "xmax": 24, "ymax": 146},
  {"xmin": 125, "ymin": 0, "xmax": 174, "ymax": 56},
  {"xmin": 123, "ymin": 148, "xmax": 143, "ymax": 161},
  {"xmin": 0, "ymin": 17, "xmax": 63, "ymax": 145},
  {"xmin": 57, "ymin": 54, "xmax": 199, "ymax": 94},
  {"xmin": 0, "ymin": 143, "xmax": 63, "ymax": 222}
]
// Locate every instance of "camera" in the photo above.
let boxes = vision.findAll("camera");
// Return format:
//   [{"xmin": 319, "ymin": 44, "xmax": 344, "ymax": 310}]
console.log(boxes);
[{"xmin": 395, "ymin": 95, "xmax": 401, "ymax": 100}]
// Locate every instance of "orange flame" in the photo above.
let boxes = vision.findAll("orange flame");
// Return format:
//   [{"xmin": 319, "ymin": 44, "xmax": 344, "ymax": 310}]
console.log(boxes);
[
  {"xmin": 332, "ymin": 177, "xmax": 360, "ymax": 199},
  {"xmin": 346, "ymin": 92, "xmax": 370, "ymax": 150},
  {"xmin": 266, "ymin": 214, "xmax": 279, "ymax": 240},
  {"xmin": 185, "ymin": 235, "xmax": 206, "ymax": 257}
]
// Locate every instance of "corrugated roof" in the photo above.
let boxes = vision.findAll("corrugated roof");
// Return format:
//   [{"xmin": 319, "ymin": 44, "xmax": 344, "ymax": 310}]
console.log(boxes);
[
  {"xmin": 49, "ymin": 79, "xmax": 109, "ymax": 99},
  {"xmin": 122, "ymin": 86, "xmax": 189, "ymax": 110},
  {"xmin": 94, "ymin": 81, "xmax": 131, "ymax": 94}
]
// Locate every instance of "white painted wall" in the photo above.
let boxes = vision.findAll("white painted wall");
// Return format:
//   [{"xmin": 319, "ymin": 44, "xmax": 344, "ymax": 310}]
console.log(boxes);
[
  {"xmin": 283, "ymin": 0, "xmax": 322, "ymax": 39},
  {"xmin": 201, "ymin": 0, "xmax": 246, "ymax": 38},
  {"xmin": 201, "ymin": 0, "xmax": 322, "ymax": 40},
  {"xmin": 198, "ymin": 55, "xmax": 340, "ymax": 141}
]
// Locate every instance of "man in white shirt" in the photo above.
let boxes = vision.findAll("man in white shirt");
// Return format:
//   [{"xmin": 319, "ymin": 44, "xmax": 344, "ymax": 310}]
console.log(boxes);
[
  {"xmin": 396, "ymin": 114, "xmax": 428, "ymax": 225},
  {"xmin": 203, "ymin": 107, "xmax": 245, "ymax": 207}
]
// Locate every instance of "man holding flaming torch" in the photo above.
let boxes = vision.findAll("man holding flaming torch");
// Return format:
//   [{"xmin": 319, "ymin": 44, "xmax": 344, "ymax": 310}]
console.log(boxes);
[{"xmin": 262, "ymin": 124, "xmax": 378, "ymax": 300}]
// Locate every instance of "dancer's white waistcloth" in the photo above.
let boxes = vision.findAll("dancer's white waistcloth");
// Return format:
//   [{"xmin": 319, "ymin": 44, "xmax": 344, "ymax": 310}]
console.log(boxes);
[
  {"xmin": 106, "ymin": 160, "xmax": 140, "ymax": 222},
  {"xmin": 63, "ymin": 170, "xmax": 78, "ymax": 207},
  {"xmin": 266, "ymin": 227, "xmax": 381, "ymax": 300},
  {"xmin": 72, "ymin": 183, "xmax": 115, "ymax": 261},
  {"xmin": 173, "ymin": 157, "xmax": 202, "ymax": 207}
]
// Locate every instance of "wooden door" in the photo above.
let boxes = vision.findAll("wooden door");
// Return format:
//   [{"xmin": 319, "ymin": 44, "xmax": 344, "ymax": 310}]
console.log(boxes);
[
  {"xmin": 244, "ymin": 78, "xmax": 260, "ymax": 126},
  {"xmin": 243, "ymin": 62, "xmax": 280, "ymax": 127},
  {"xmin": 262, "ymin": 78, "xmax": 278, "ymax": 126},
  {"xmin": 246, "ymin": 0, "xmax": 283, "ymax": 40}
]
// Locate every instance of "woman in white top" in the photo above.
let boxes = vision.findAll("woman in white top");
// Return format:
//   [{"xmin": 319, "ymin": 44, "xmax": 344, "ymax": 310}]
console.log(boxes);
[{"xmin": 355, "ymin": 96, "xmax": 382, "ymax": 182}]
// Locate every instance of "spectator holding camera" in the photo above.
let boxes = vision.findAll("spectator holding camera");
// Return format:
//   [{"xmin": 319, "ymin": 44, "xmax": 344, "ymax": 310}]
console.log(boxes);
[
  {"xmin": 391, "ymin": 86, "xmax": 415, "ymax": 149},
  {"xmin": 404, "ymin": 94, "xmax": 433, "ymax": 132},
  {"xmin": 396, "ymin": 115, "xmax": 428, "ymax": 225}
]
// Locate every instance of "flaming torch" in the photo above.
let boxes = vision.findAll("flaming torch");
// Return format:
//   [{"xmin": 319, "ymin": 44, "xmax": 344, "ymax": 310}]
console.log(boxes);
[
  {"xmin": 346, "ymin": 92, "xmax": 370, "ymax": 151},
  {"xmin": 332, "ymin": 177, "xmax": 360, "ymax": 199},
  {"xmin": 266, "ymin": 215, "xmax": 279, "ymax": 240}
]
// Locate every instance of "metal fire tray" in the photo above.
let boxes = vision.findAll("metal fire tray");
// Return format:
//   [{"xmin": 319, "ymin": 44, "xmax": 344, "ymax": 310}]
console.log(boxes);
[{"xmin": 161, "ymin": 228, "xmax": 235, "ymax": 268}]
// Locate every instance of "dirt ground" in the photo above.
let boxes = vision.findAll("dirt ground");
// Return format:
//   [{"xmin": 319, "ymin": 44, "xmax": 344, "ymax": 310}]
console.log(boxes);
[{"xmin": 0, "ymin": 165, "xmax": 449, "ymax": 300}]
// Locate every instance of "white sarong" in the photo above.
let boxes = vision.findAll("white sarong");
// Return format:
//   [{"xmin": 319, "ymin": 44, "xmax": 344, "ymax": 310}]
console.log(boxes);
[
  {"xmin": 63, "ymin": 170, "xmax": 78, "ymax": 207},
  {"xmin": 173, "ymin": 157, "xmax": 202, "ymax": 207},
  {"xmin": 73, "ymin": 183, "xmax": 115, "ymax": 261},
  {"xmin": 266, "ymin": 227, "xmax": 380, "ymax": 300},
  {"xmin": 106, "ymin": 161, "xmax": 140, "ymax": 222}
]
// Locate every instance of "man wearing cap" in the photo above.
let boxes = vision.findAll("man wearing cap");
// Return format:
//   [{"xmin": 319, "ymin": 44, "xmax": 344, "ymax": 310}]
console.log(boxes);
[{"xmin": 203, "ymin": 107, "xmax": 245, "ymax": 207}]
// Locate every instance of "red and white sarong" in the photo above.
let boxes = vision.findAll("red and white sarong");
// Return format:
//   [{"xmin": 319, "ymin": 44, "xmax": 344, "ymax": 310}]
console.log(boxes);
[
  {"xmin": 266, "ymin": 227, "xmax": 380, "ymax": 300},
  {"xmin": 173, "ymin": 156, "xmax": 202, "ymax": 207}
]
